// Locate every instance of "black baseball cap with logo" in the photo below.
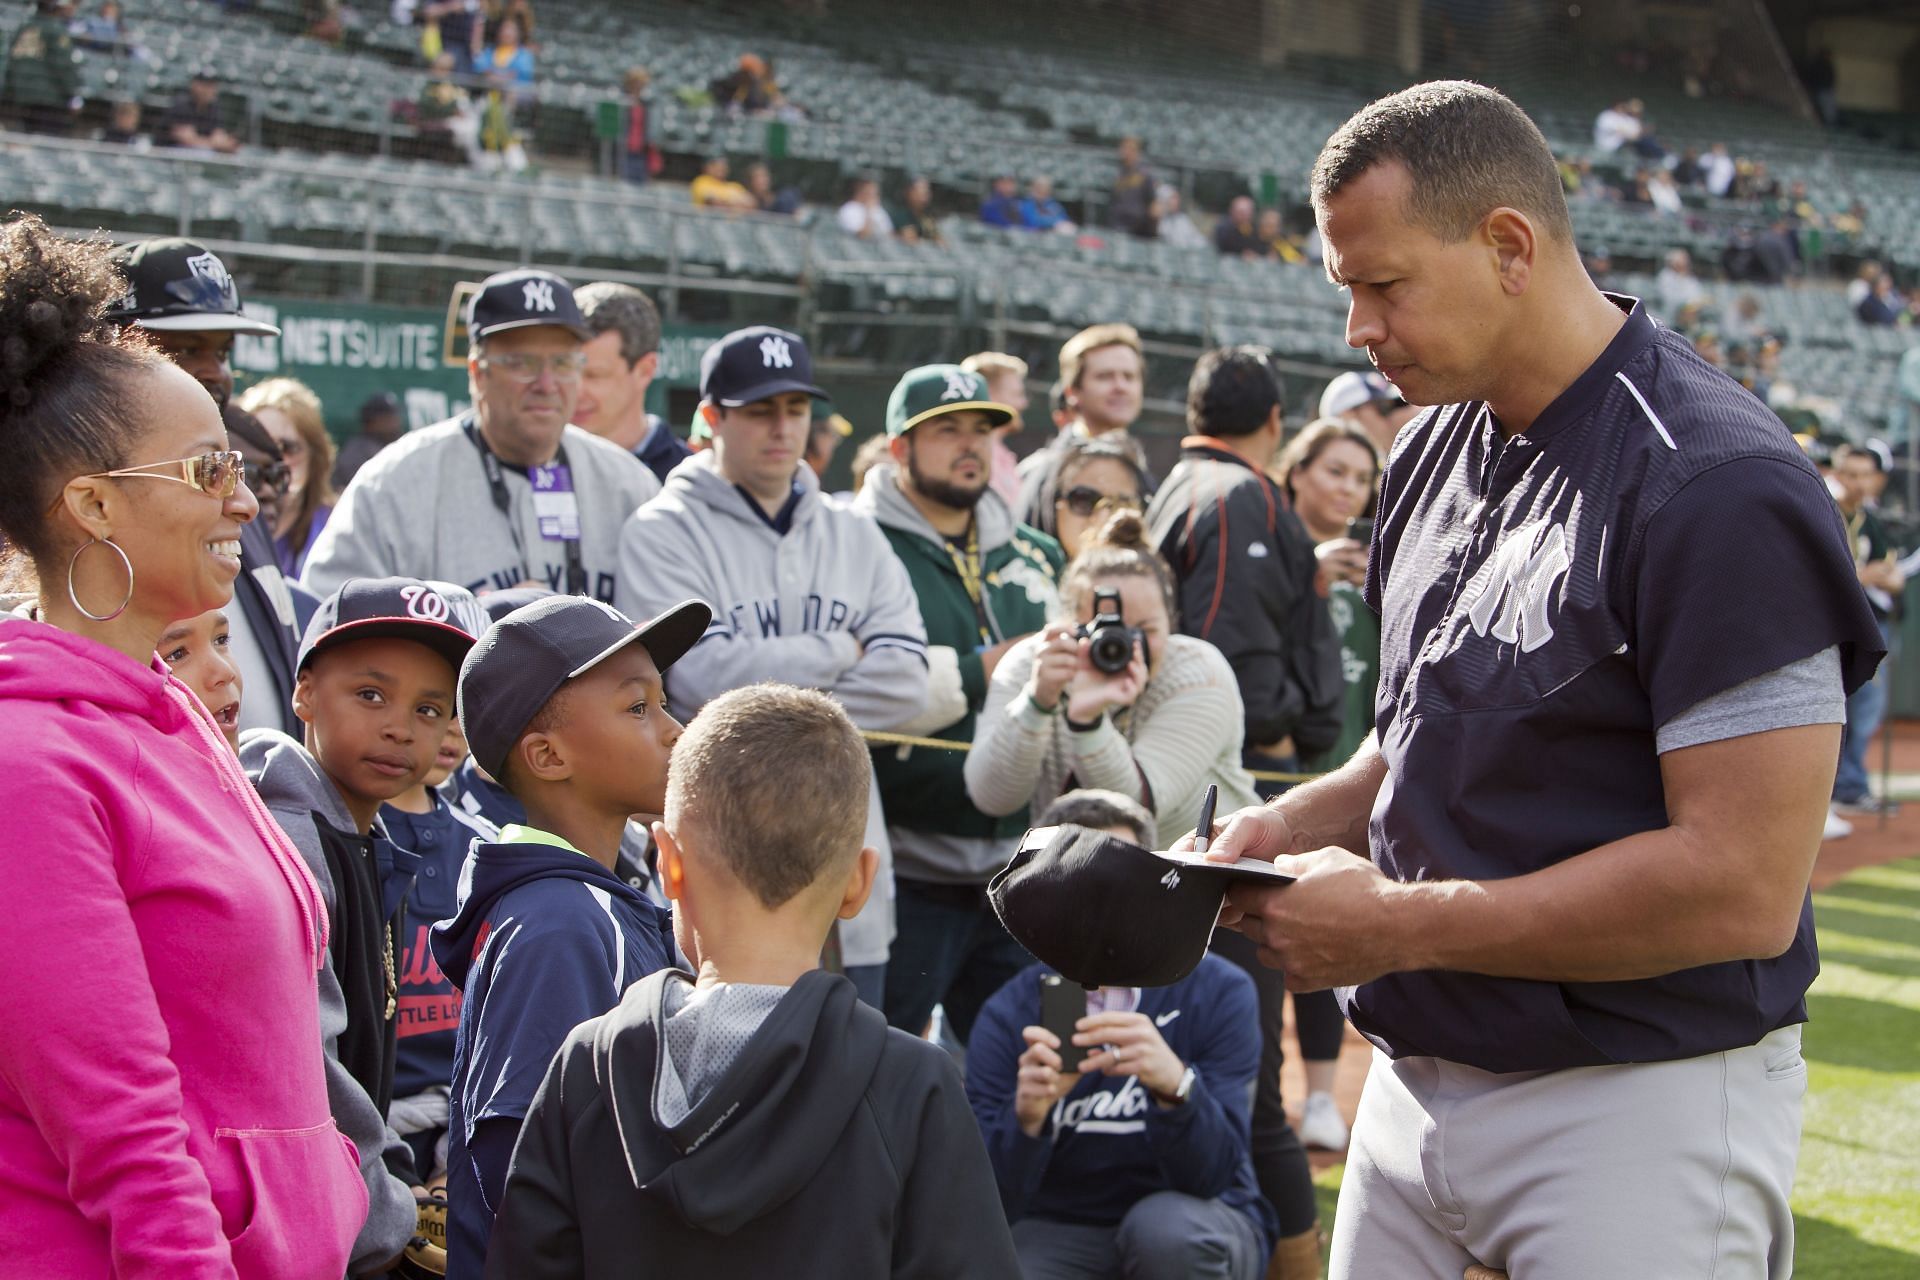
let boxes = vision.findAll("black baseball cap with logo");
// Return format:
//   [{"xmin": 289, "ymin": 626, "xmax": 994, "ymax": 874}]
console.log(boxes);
[
  {"xmin": 699, "ymin": 325, "xmax": 828, "ymax": 408},
  {"xmin": 459, "ymin": 596, "xmax": 712, "ymax": 781},
  {"xmin": 989, "ymin": 824, "xmax": 1294, "ymax": 988},
  {"xmin": 104, "ymin": 238, "xmax": 281, "ymax": 336},
  {"xmin": 466, "ymin": 268, "xmax": 592, "ymax": 343},
  {"xmin": 297, "ymin": 577, "xmax": 479, "ymax": 676}
]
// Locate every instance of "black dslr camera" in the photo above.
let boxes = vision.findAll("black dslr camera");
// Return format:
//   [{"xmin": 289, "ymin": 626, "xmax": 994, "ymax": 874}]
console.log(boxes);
[{"xmin": 1077, "ymin": 588, "xmax": 1145, "ymax": 675}]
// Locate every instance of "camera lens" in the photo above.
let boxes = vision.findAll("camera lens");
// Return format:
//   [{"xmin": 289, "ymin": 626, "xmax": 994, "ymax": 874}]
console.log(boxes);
[{"xmin": 1088, "ymin": 627, "xmax": 1133, "ymax": 674}]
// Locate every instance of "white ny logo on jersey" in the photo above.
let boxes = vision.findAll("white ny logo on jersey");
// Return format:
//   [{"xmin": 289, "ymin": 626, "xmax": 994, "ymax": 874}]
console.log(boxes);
[
  {"xmin": 522, "ymin": 280, "xmax": 556, "ymax": 312},
  {"xmin": 400, "ymin": 583, "xmax": 452, "ymax": 623},
  {"xmin": 941, "ymin": 371, "xmax": 975, "ymax": 401},
  {"xmin": 1462, "ymin": 521, "xmax": 1571, "ymax": 653},
  {"xmin": 759, "ymin": 335, "xmax": 793, "ymax": 369}
]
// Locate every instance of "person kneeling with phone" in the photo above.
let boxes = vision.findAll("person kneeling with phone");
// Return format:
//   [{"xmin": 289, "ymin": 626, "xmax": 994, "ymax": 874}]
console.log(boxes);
[{"xmin": 965, "ymin": 790, "xmax": 1277, "ymax": 1280}]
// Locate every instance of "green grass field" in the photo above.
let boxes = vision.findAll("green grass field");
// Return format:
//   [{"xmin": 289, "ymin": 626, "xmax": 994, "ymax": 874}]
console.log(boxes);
[{"xmin": 1310, "ymin": 857, "xmax": 1920, "ymax": 1277}]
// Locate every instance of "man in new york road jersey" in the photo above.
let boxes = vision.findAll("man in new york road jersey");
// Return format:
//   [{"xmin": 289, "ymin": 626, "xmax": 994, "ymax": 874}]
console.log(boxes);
[
  {"xmin": 302, "ymin": 268, "xmax": 659, "ymax": 603},
  {"xmin": 1191, "ymin": 83, "xmax": 1884, "ymax": 1280}
]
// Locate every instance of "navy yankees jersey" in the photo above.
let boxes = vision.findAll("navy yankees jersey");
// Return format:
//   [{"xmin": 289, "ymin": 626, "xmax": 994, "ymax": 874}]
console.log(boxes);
[{"xmin": 1349, "ymin": 297, "xmax": 1883, "ymax": 1073}]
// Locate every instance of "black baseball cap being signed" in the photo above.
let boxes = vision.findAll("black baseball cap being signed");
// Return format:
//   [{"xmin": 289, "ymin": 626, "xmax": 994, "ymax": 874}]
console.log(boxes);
[
  {"xmin": 459, "ymin": 596, "xmax": 712, "ymax": 781},
  {"xmin": 989, "ymin": 824, "xmax": 1294, "ymax": 988},
  {"xmin": 699, "ymin": 325, "xmax": 829, "ymax": 408}
]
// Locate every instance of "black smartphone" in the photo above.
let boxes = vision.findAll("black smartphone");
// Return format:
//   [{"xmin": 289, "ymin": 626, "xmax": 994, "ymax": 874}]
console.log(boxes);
[
  {"xmin": 1347, "ymin": 517, "xmax": 1374, "ymax": 544},
  {"xmin": 1038, "ymin": 973, "xmax": 1088, "ymax": 1072}
]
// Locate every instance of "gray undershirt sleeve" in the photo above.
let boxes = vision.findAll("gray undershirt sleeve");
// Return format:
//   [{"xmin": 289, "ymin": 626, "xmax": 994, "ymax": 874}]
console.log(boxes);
[{"xmin": 1655, "ymin": 645, "xmax": 1845, "ymax": 754}]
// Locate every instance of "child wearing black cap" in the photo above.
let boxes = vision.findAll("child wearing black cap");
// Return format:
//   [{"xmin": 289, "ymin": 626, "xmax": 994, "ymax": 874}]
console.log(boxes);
[
  {"xmin": 241, "ymin": 575, "xmax": 480, "ymax": 1276},
  {"xmin": 485, "ymin": 684, "xmax": 1019, "ymax": 1279},
  {"xmin": 429, "ymin": 594, "xmax": 711, "ymax": 1278}
]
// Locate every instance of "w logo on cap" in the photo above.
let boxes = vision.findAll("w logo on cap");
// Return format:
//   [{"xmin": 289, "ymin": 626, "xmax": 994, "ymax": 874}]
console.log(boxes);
[
  {"xmin": 401, "ymin": 583, "xmax": 452, "ymax": 623},
  {"xmin": 941, "ymin": 370, "xmax": 976, "ymax": 401},
  {"xmin": 759, "ymin": 335, "xmax": 793, "ymax": 369},
  {"xmin": 522, "ymin": 280, "xmax": 557, "ymax": 312}
]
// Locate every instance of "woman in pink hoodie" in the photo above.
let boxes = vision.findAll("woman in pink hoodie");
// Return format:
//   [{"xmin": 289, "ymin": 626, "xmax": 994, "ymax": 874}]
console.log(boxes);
[{"xmin": 0, "ymin": 216, "xmax": 367, "ymax": 1276}]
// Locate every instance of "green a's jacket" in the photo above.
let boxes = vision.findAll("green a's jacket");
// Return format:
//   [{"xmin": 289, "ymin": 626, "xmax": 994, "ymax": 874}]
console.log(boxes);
[
  {"xmin": 852, "ymin": 464, "xmax": 1064, "ymax": 879},
  {"xmin": 3, "ymin": 16, "xmax": 79, "ymax": 110}
]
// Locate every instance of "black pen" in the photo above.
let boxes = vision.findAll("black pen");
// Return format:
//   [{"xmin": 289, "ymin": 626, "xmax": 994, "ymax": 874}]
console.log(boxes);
[{"xmin": 1193, "ymin": 783, "xmax": 1219, "ymax": 855}]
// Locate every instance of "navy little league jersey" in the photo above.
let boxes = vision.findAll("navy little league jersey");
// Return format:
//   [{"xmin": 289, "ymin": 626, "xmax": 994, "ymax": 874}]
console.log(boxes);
[{"xmin": 1352, "ymin": 297, "xmax": 1884, "ymax": 1074}]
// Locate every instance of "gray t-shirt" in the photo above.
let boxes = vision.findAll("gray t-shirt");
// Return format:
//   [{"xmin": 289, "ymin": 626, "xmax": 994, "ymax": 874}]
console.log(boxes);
[{"xmin": 1657, "ymin": 645, "xmax": 1844, "ymax": 754}]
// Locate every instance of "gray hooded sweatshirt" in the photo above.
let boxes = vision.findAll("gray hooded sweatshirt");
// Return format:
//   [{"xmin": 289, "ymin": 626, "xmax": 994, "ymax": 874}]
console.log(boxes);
[
  {"xmin": 615, "ymin": 452, "xmax": 929, "ymax": 965},
  {"xmin": 240, "ymin": 729, "xmax": 418, "ymax": 1271}
]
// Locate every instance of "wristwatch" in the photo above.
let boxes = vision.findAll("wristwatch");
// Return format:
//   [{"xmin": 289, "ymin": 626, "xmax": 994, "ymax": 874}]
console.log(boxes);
[{"xmin": 1153, "ymin": 1065, "xmax": 1197, "ymax": 1108}]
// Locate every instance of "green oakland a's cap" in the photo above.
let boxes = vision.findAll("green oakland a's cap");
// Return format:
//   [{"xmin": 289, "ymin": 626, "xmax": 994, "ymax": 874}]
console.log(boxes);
[{"xmin": 885, "ymin": 364, "xmax": 1014, "ymax": 438}]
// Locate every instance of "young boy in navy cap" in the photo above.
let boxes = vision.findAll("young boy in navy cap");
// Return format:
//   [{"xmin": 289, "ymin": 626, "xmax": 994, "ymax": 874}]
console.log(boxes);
[
  {"xmin": 430, "ymin": 593, "xmax": 712, "ymax": 1278},
  {"xmin": 242, "ymin": 575, "xmax": 480, "ymax": 1276},
  {"xmin": 485, "ymin": 684, "xmax": 1019, "ymax": 1279}
]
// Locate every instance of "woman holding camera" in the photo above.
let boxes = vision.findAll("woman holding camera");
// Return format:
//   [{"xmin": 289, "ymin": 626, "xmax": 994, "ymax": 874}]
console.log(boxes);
[{"xmin": 966, "ymin": 509, "xmax": 1258, "ymax": 847}]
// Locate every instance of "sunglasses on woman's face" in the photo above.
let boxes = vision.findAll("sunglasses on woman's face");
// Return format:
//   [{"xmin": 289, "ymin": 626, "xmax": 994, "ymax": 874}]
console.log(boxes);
[
  {"xmin": 48, "ymin": 450, "xmax": 246, "ymax": 514},
  {"xmin": 244, "ymin": 458, "xmax": 291, "ymax": 493},
  {"xmin": 1058, "ymin": 485, "xmax": 1144, "ymax": 519}
]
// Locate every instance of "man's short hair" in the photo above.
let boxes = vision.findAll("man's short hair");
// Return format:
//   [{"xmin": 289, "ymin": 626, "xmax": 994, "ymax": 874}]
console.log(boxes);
[
  {"xmin": 1058, "ymin": 323, "xmax": 1142, "ymax": 391},
  {"xmin": 576, "ymin": 282, "xmax": 662, "ymax": 365},
  {"xmin": 1048, "ymin": 379, "xmax": 1069, "ymax": 417},
  {"xmin": 962, "ymin": 351, "xmax": 1028, "ymax": 383},
  {"xmin": 1187, "ymin": 346, "xmax": 1282, "ymax": 438},
  {"xmin": 1311, "ymin": 80, "xmax": 1573, "ymax": 245},
  {"xmin": 666, "ymin": 684, "xmax": 870, "ymax": 909},
  {"xmin": 1039, "ymin": 789, "xmax": 1156, "ymax": 849}
]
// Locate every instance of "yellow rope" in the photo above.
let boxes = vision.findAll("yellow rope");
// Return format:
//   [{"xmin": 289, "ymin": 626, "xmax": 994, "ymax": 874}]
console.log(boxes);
[{"xmin": 858, "ymin": 729, "xmax": 1326, "ymax": 784}]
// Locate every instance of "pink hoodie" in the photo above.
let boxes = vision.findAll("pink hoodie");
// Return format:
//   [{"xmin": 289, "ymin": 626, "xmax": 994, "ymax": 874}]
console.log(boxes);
[{"xmin": 0, "ymin": 619, "xmax": 367, "ymax": 1278}]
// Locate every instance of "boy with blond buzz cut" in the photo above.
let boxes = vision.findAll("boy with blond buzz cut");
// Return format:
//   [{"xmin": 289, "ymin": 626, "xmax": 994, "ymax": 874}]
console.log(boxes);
[{"xmin": 486, "ymin": 684, "xmax": 1019, "ymax": 1280}]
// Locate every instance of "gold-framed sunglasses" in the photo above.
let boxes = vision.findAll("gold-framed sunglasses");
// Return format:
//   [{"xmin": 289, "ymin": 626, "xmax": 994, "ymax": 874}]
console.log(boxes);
[{"xmin": 47, "ymin": 450, "xmax": 246, "ymax": 514}]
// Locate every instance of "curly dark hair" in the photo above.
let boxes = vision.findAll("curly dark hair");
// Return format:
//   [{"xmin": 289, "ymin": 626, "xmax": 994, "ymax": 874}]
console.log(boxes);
[{"xmin": 0, "ymin": 214, "xmax": 163, "ymax": 565}]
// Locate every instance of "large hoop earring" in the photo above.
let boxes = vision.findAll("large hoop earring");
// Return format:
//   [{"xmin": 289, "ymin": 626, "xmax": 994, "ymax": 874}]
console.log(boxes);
[{"xmin": 67, "ymin": 537, "xmax": 135, "ymax": 623}]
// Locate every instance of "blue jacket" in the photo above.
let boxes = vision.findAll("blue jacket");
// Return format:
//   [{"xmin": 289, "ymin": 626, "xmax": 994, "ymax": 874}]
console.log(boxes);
[
  {"xmin": 965, "ymin": 955, "xmax": 1276, "ymax": 1252},
  {"xmin": 635, "ymin": 414, "xmax": 693, "ymax": 485},
  {"xmin": 430, "ymin": 826, "xmax": 677, "ymax": 1279}
]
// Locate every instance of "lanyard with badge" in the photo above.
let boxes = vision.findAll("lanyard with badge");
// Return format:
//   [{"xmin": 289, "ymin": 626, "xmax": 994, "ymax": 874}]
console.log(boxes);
[
  {"xmin": 465, "ymin": 419, "xmax": 587, "ymax": 595},
  {"xmin": 944, "ymin": 516, "xmax": 996, "ymax": 647}
]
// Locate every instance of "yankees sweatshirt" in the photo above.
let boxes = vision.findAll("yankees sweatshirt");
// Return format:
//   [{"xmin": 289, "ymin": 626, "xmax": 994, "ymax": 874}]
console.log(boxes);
[
  {"xmin": 301, "ymin": 414, "xmax": 660, "ymax": 603},
  {"xmin": 615, "ymin": 452, "xmax": 930, "ymax": 965}
]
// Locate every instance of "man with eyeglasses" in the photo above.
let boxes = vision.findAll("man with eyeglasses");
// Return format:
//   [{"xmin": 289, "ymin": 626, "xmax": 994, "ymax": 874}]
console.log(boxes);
[
  {"xmin": 303, "ymin": 268, "xmax": 660, "ymax": 605},
  {"xmin": 106, "ymin": 237, "xmax": 310, "ymax": 737}
]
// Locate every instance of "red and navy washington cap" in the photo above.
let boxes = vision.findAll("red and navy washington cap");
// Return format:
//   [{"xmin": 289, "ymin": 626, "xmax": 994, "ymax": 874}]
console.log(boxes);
[{"xmin": 298, "ymin": 577, "xmax": 479, "ymax": 676}]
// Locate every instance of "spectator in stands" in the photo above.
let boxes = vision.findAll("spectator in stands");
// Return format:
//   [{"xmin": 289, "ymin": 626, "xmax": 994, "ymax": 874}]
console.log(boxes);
[
  {"xmin": 238, "ymin": 377, "xmax": 337, "ymax": 579},
  {"xmin": 1020, "ymin": 175, "xmax": 1075, "ymax": 233},
  {"xmin": 616, "ymin": 67, "xmax": 657, "ymax": 186},
  {"xmin": 575, "ymin": 281, "xmax": 688, "ymax": 484},
  {"xmin": 1319, "ymin": 367, "xmax": 1417, "ymax": 459},
  {"xmin": 963, "ymin": 350, "xmax": 1031, "ymax": 509},
  {"xmin": 1742, "ymin": 160, "xmax": 1781, "ymax": 202},
  {"xmin": 1857, "ymin": 274, "xmax": 1905, "ymax": 327},
  {"xmin": 745, "ymin": 161, "xmax": 801, "ymax": 215},
  {"xmin": 99, "ymin": 96, "xmax": 149, "ymax": 149},
  {"xmin": 332, "ymin": 392, "xmax": 405, "ymax": 490},
  {"xmin": 1723, "ymin": 292, "xmax": 1767, "ymax": 348},
  {"xmin": 481, "ymin": 0, "xmax": 534, "ymax": 47},
  {"xmin": 1655, "ymin": 248, "xmax": 1706, "ymax": 319},
  {"xmin": 1702, "ymin": 141, "xmax": 1737, "ymax": 197},
  {"xmin": 1646, "ymin": 167, "xmax": 1683, "ymax": 217},
  {"xmin": 1805, "ymin": 46, "xmax": 1839, "ymax": 128},
  {"xmin": 690, "ymin": 155, "xmax": 757, "ymax": 211},
  {"xmin": 303, "ymin": 268, "xmax": 659, "ymax": 602},
  {"xmin": 1213, "ymin": 195, "xmax": 1264, "ymax": 258},
  {"xmin": 1832, "ymin": 443, "xmax": 1903, "ymax": 815},
  {"xmin": 1257, "ymin": 207, "xmax": 1305, "ymax": 263},
  {"xmin": 893, "ymin": 175, "xmax": 944, "ymax": 245},
  {"xmin": 416, "ymin": 51, "xmax": 481, "ymax": 165},
  {"xmin": 421, "ymin": 0, "xmax": 483, "ymax": 76},
  {"xmin": 1016, "ymin": 323, "xmax": 1153, "ymax": 521},
  {"xmin": 1847, "ymin": 260, "xmax": 1882, "ymax": 311},
  {"xmin": 0, "ymin": 211, "xmax": 365, "ymax": 1280},
  {"xmin": 2, "ymin": 1, "xmax": 81, "ymax": 137},
  {"xmin": 1593, "ymin": 97, "xmax": 1663, "ymax": 159},
  {"xmin": 1583, "ymin": 243, "xmax": 1617, "ymax": 291},
  {"xmin": 966, "ymin": 892, "xmax": 1279, "ymax": 1279},
  {"xmin": 805, "ymin": 409, "xmax": 853, "ymax": 483},
  {"xmin": 163, "ymin": 70, "xmax": 240, "ymax": 154},
  {"xmin": 1110, "ymin": 135, "xmax": 1157, "ymax": 238},
  {"xmin": 104, "ymin": 237, "xmax": 304, "ymax": 738},
  {"xmin": 709, "ymin": 52, "xmax": 781, "ymax": 116},
  {"xmin": 837, "ymin": 175, "xmax": 895, "ymax": 240},
  {"xmin": 615, "ymin": 326, "xmax": 930, "ymax": 1010},
  {"xmin": 1671, "ymin": 145, "xmax": 1704, "ymax": 188},
  {"xmin": 981, "ymin": 174, "xmax": 1022, "ymax": 229},
  {"xmin": 71, "ymin": 1, "xmax": 142, "ymax": 58},
  {"xmin": 480, "ymin": 16, "xmax": 533, "ymax": 105},
  {"xmin": 853, "ymin": 364, "xmax": 1063, "ymax": 1048},
  {"xmin": 1156, "ymin": 185, "xmax": 1208, "ymax": 250}
]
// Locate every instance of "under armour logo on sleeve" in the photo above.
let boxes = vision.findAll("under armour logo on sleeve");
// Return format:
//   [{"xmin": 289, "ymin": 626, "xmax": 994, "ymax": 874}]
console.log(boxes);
[
  {"xmin": 522, "ymin": 280, "xmax": 556, "ymax": 312},
  {"xmin": 942, "ymin": 370, "xmax": 976, "ymax": 400},
  {"xmin": 760, "ymin": 335, "xmax": 793, "ymax": 369}
]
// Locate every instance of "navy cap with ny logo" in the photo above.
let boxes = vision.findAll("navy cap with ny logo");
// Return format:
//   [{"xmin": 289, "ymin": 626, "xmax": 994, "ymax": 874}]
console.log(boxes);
[
  {"xmin": 467, "ymin": 267, "xmax": 592, "ymax": 343},
  {"xmin": 698, "ymin": 325, "xmax": 830, "ymax": 408}
]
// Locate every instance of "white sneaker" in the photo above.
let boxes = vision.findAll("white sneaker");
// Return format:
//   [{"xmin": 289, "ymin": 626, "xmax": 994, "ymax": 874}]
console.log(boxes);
[
  {"xmin": 1299, "ymin": 1091, "xmax": 1349, "ymax": 1151},
  {"xmin": 1823, "ymin": 808, "xmax": 1854, "ymax": 841}
]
